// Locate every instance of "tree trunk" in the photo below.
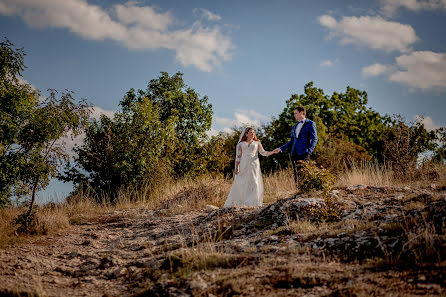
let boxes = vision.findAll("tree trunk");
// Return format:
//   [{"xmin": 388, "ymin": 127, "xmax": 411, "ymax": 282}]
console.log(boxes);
[{"xmin": 27, "ymin": 180, "xmax": 39, "ymax": 215}]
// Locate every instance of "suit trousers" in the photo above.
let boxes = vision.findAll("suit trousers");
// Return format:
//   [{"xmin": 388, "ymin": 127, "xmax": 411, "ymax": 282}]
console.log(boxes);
[{"xmin": 291, "ymin": 153, "xmax": 310, "ymax": 188}]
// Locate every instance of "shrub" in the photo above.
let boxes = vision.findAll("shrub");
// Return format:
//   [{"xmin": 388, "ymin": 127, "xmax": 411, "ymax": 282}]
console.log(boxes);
[
  {"xmin": 314, "ymin": 138, "xmax": 371, "ymax": 174},
  {"xmin": 11, "ymin": 209, "xmax": 45, "ymax": 235},
  {"xmin": 297, "ymin": 161, "xmax": 334, "ymax": 192}
]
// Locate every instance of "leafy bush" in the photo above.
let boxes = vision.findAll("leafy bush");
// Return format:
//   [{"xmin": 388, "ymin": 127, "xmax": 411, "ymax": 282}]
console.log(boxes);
[
  {"xmin": 382, "ymin": 116, "xmax": 437, "ymax": 177},
  {"xmin": 11, "ymin": 209, "xmax": 46, "ymax": 235},
  {"xmin": 298, "ymin": 161, "xmax": 334, "ymax": 192},
  {"xmin": 314, "ymin": 138, "xmax": 371, "ymax": 174}
]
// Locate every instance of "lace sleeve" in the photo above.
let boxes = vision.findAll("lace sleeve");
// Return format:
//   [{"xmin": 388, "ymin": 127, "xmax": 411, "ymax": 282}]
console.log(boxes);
[
  {"xmin": 235, "ymin": 142, "xmax": 242, "ymax": 162},
  {"xmin": 257, "ymin": 141, "xmax": 269, "ymax": 156}
]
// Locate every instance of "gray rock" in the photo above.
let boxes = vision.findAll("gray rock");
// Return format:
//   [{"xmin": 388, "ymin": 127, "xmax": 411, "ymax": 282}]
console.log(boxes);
[
  {"xmin": 205, "ymin": 205, "xmax": 219, "ymax": 211},
  {"xmin": 347, "ymin": 184, "xmax": 368, "ymax": 191},
  {"xmin": 189, "ymin": 275, "xmax": 208, "ymax": 290}
]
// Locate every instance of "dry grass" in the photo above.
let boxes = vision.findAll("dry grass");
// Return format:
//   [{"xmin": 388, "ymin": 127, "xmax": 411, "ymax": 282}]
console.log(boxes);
[
  {"xmin": 112, "ymin": 169, "xmax": 297, "ymax": 212},
  {"xmin": 0, "ymin": 207, "xmax": 24, "ymax": 247},
  {"xmin": 143, "ymin": 175, "xmax": 231, "ymax": 211},
  {"xmin": 263, "ymin": 168, "xmax": 297, "ymax": 203},
  {"xmin": 0, "ymin": 190, "xmax": 112, "ymax": 247},
  {"xmin": 1, "ymin": 162, "xmax": 445, "ymax": 249},
  {"xmin": 336, "ymin": 161, "xmax": 446, "ymax": 188},
  {"xmin": 335, "ymin": 162, "xmax": 394, "ymax": 187},
  {"xmin": 37, "ymin": 204, "xmax": 70, "ymax": 233},
  {"xmin": 64, "ymin": 189, "xmax": 113, "ymax": 224}
]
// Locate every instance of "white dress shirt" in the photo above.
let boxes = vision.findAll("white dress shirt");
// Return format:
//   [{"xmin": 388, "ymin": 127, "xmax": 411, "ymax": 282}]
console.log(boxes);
[{"xmin": 294, "ymin": 118, "xmax": 306, "ymax": 137}]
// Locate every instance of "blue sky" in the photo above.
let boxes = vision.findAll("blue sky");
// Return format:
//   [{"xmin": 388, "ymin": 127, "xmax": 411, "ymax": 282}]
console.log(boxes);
[{"xmin": 1, "ymin": 0, "xmax": 446, "ymax": 200}]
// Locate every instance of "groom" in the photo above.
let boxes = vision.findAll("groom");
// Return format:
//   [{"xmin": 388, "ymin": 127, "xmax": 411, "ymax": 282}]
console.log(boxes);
[{"xmin": 273, "ymin": 106, "xmax": 318, "ymax": 187}]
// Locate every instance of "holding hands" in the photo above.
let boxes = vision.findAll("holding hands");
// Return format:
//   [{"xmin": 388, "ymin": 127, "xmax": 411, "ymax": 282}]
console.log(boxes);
[{"xmin": 266, "ymin": 148, "xmax": 280, "ymax": 156}]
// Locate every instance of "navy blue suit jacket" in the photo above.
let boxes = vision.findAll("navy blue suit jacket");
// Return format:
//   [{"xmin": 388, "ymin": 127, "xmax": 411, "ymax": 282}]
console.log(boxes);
[{"xmin": 280, "ymin": 119, "xmax": 318, "ymax": 156}]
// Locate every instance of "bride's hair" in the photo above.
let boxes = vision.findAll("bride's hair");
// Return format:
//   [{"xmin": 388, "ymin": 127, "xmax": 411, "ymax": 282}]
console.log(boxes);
[{"xmin": 240, "ymin": 127, "xmax": 259, "ymax": 143}]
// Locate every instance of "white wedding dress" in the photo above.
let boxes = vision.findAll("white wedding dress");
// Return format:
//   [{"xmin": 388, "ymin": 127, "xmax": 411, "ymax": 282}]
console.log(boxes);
[{"xmin": 223, "ymin": 141, "xmax": 269, "ymax": 207}]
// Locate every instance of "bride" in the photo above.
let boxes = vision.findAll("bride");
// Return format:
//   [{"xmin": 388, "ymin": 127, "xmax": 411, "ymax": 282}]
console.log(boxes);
[{"xmin": 223, "ymin": 127, "xmax": 275, "ymax": 208}]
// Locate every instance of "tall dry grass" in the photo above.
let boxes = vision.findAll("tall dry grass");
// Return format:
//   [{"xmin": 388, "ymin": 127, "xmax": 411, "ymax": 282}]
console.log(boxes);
[
  {"xmin": 336, "ymin": 161, "xmax": 446, "ymax": 188},
  {"xmin": 263, "ymin": 168, "xmax": 297, "ymax": 203},
  {"xmin": 335, "ymin": 162, "xmax": 394, "ymax": 187},
  {"xmin": 1, "ymin": 162, "xmax": 445, "ymax": 248}
]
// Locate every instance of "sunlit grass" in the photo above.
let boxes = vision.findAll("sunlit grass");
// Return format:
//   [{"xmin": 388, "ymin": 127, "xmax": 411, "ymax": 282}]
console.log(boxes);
[{"xmin": 1, "ymin": 162, "xmax": 445, "ymax": 248}]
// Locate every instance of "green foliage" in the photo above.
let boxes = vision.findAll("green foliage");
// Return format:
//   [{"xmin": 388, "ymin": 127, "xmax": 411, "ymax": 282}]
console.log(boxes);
[
  {"xmin": 297, "ymin": 160, "xmax": 334, "ymax": 193},
  {"xmin": 63, "ymin": 93, "xmax": 176, "ymax": 200},
  {"xmin": 142, "ymin": 72, "xmax": 213, "ymax": 177},
  {"xmin": 258, "ymin": 82, "xmax": 443, "ymax": 172},
  {"xmin": 0, "ymin": 39, "xmax": 91, "ymax": 209},
  {"xmin": 217, "ymin": 128, "xmax": 247, "ymax": 177},
  {"xmin": 199, "ymin": 133, "xmax": 233, "ymax": 176},
  {"xmin": 63, "ymin": 72, "xmax": 214, "ymax": 201},
  {"xmin": 431, "ymin": 128, "xmax": 446, "ymax": 164},
  {"xmin": 314, "ymin": 138, "xmax": 371, "ymax": 173},
  {"xmin": 260, "ymin": 82, "xmax": 391, "ymax": 171}
]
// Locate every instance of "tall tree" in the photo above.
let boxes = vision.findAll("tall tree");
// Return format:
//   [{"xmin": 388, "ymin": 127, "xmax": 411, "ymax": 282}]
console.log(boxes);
[
  {"xmin": 63, "ymin": 72, "xmax": 213, "ymax": 200},
  {"xmin": 143, "ymin": 72, "xmax": 213, "ymax": 176},
  {"xmin": 63, "ymin": 92, "xmax": 176, "ymax": 200},
  {"xmin": 0, "ymin": 39, "xmax": 91, "ymax": 209}
]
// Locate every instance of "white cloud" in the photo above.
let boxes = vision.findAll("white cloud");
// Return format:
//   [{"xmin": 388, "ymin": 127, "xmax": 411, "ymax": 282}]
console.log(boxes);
[
  {"xmin": 214, "ymin": 109, "xmax": 269, "ymax": 133},
  {"xmin": 389, "ymin": 51, "xmax": 446, "ymax": 90},
  {"xmin": 320, "ymin": 60, "xmax": 333, "ymax": 67},
  {"xmin": 223, "ymin": 127, "xmax": 234, "ymax": 134},
  {"xmin": 115, "ymin": 2, "xmax": 173, "ymax": 31},
  {"xmin": 362, "ymin": 63, "xmax": 393, "ymax": 77},
  {"xmin": 318, "ymin": 15, "xmax": 418, "ymax": 53},
  {"xmin": 320, "ymin": 58, "xmax": 339, "ymax": 67},
  {"xmin": 90, "ymin": 106, "xmax": 115, "ymax": 120},
  {"xmin": 415, "ymin": 115, "xmax": 440, "ymax": 131},
  {"xmin": 0, "ymin": 0, "xmax": 234, "ymax": 72},
  {"xmin": 206, "ymin": 127, "xmax": 220, "ymax": 137},
  {"xmin": 193, "ymin": 8, "xmax": 222, "ymax": 21},
  {"xmin": 380, "ymin": 0, "xmax": 446, "ymax": 16},
  {"xmin": 56, "ymin": 106, "xmax": 115, "ymax": 158},
  {"xmin": 362, "ymin": 51, "xmax": 446, "ymax": 91},
  {"xmin": 15, "ymin": 76, "xmax": 39, "ymax": 92}
]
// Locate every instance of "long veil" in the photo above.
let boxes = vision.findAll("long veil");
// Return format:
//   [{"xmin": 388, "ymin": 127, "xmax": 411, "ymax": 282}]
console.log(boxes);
[{"xmin": 234, "ymin": 128, "xmax": 247, "ymax": 169}]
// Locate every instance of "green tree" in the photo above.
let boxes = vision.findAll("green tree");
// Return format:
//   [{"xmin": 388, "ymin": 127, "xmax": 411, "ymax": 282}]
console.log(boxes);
[
  {"xmin": 0, "ymin": 39, "xmax": 91, "ymax": 210},
  {"xmin": 432, "ymin": 127, "xmax": 446, "ymax": 164},
  {"xmin": 62, "ymin": 91, "xmax": 176, "ymax": 201},
  {"xmin": 63, "ymin": 72, "xmax": 213, "ymax": 200},
  {"xmin": 141, "ymin": 72, "xmax": 213, "ymax": 176},
  {"xmin": 260, "ymin": 82, "xmax": 391, "ymax": 171}
]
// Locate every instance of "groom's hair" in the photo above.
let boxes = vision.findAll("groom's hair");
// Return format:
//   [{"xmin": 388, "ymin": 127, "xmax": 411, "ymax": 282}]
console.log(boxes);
[{"xmin": 295, "ymin": 106, "xmax": 306, "ymax": 115}]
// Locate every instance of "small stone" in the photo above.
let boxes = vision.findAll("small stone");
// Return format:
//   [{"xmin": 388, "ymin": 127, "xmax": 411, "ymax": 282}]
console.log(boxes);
[
  {"xmin": 190, "ymin": 275, "xmax": 208, "ymax": 290},
  {"xmin": 51, "ymin": 278, "xmax": 60, "ymax": 284},
  {"xmin": 206, "ymin": 205, "xmax": 219, "ymax": 211},
  {"xmin": 347, "ymin": 184, "xmax": 368, "ymax": 191},
  {"xmin": 395, "ymin": 193, "xmax": 405, "ymax": 200}
]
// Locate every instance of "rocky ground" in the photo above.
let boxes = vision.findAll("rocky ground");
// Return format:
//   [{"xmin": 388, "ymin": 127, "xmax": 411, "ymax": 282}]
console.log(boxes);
[{"xmin": 0, "ymin": 185, "xmax": 445, "ymax": 296}]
